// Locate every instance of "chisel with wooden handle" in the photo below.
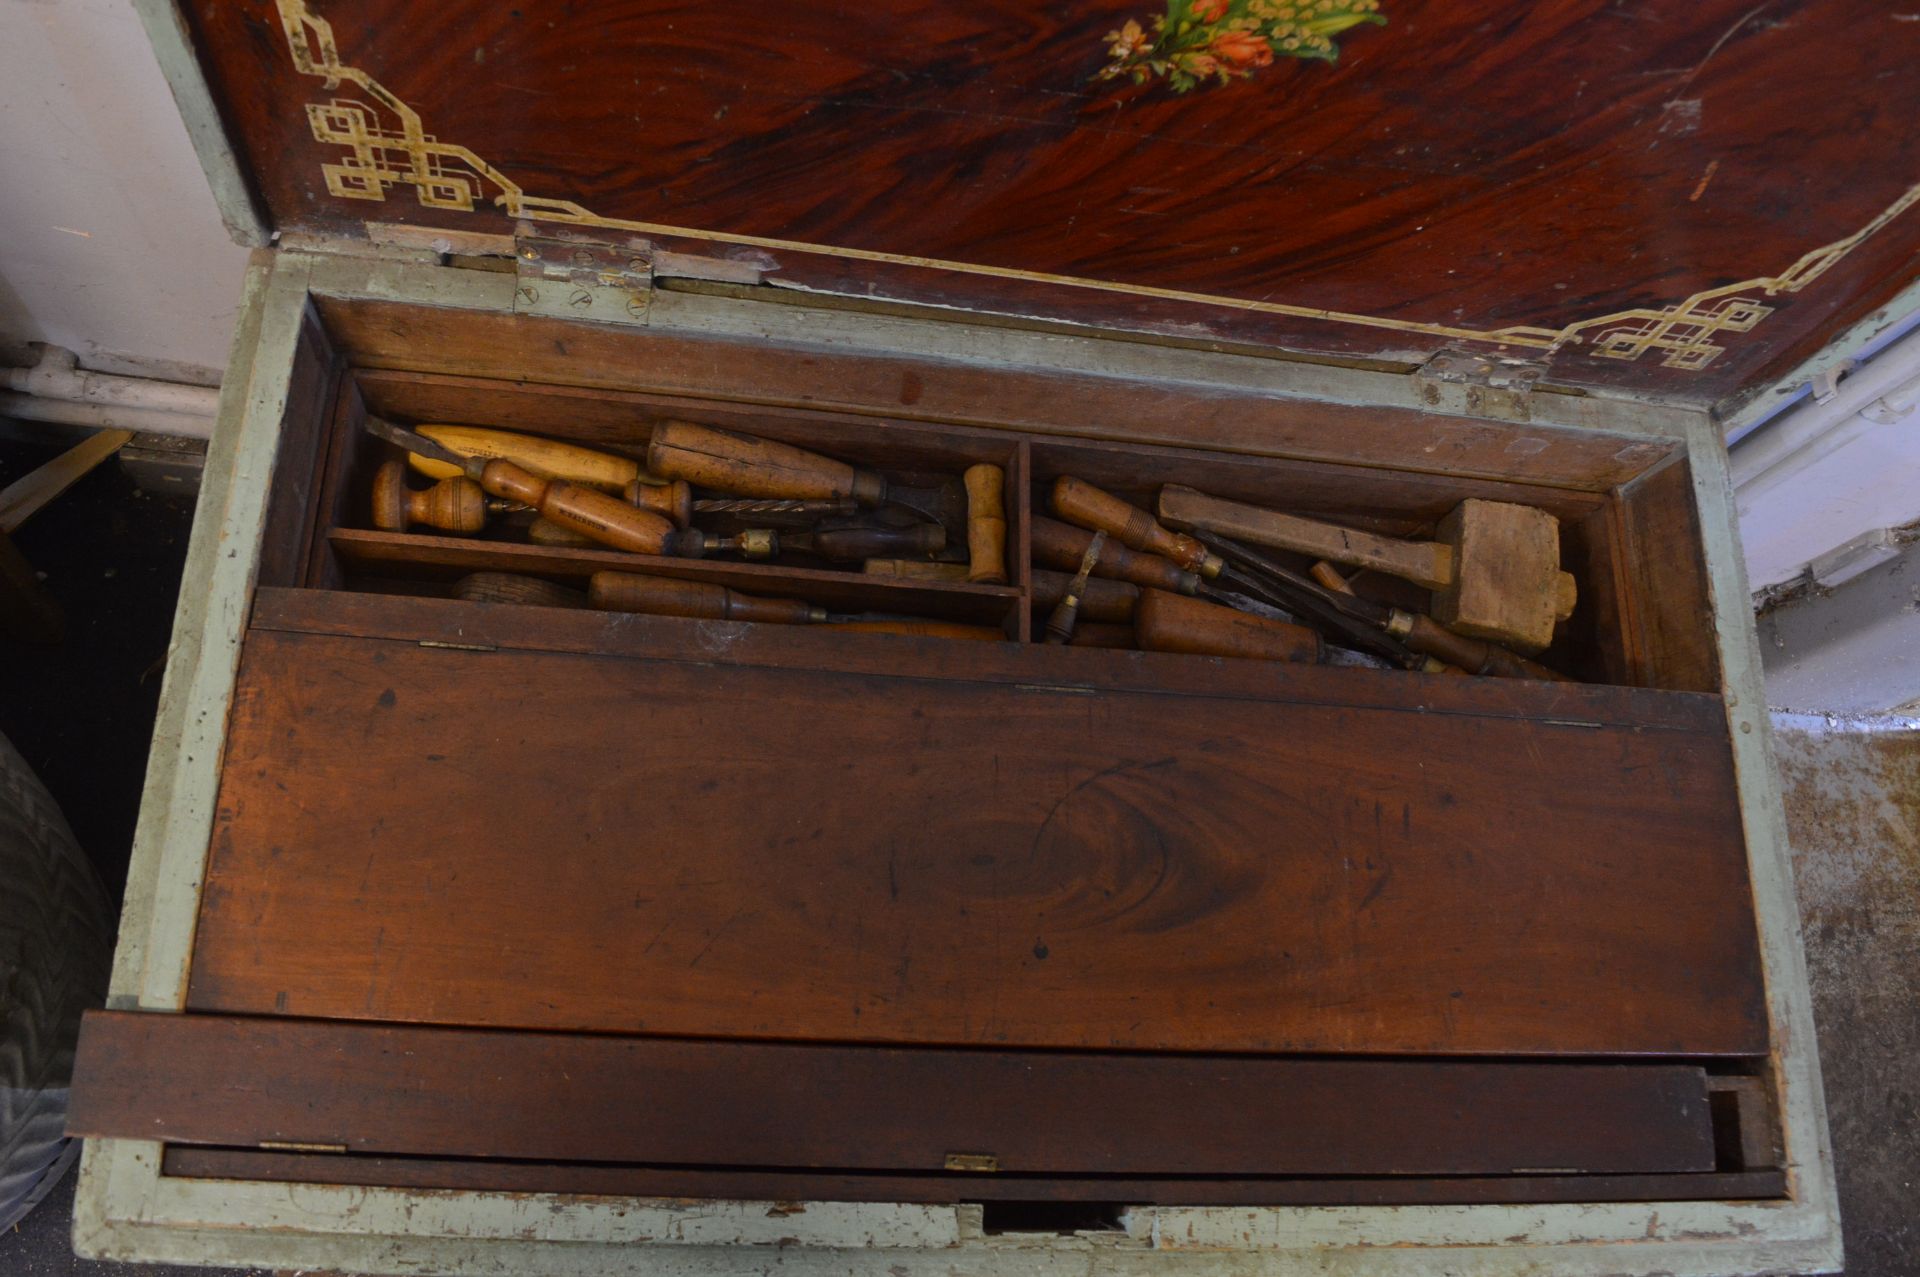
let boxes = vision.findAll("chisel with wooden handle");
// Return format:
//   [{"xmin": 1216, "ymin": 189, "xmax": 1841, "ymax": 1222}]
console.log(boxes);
[
  {"xmin": 587, "ymin": 572, "xmax": 1003, "ymax": 640},
  {"xmin": 405, "ymin": 425, "xmax": 658, "ymax": 489},
  {"xmin": 1198, "ymin": 531, "xmax": 1568, "ymax": 682},
  {"xmin": 1031, "ymin": 517, "xmax": 1201, "ymax": 595},
  {"xmin": 647, "ymin": 420, "xmax": 967, "ymax": 529},
  {"xmin": 1051, "ymin": 477, "xmax": 1224, "ymax": 578},
  {"xmin": 367, "ymin": 418, "xmax": 699, "ymax": 557}
]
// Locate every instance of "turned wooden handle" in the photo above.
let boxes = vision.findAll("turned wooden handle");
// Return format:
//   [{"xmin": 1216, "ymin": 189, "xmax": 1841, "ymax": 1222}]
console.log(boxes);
[
  {"xmin": 1390, "ymin": 611, "xmax": 1571, "ymax": 682},
  {"xmin": 963, "ymin": 465, "xmax": 1008, "ymax": 584},
  {"xmin": 1135, "ymin": 589, "xmax": 1322, "ymax": 665},
  {"xmin": 408, "ymin": 425, "xmax": 648, "ymax": 490},
  {"xmin": 587, "ymin": 572, "xmax": 824, "ymax": 624},
  {"xmin": 1031, "ymin": 517, "xmax": 1200, "ymax": 595},
  {"xmin": 863, "ymin": 559, "xmax": 972, "ymax": 582},
  {"xmin": 647, "ymin": 420, "xmax": 887, "ymax": 504},
  {"xmin": 623, "ymin": 479, "xmax": 694, "ymax": 527},
  {"xmin": 373, "ymin": 460, "xmax": 489, "ymax": 535},
  {"xmin": 1158, "ymin": 486, "xmax": 1454, "ymax": 592},
  {"xmin": 1029, "ymin": 568, "xmax": 1139, "ymax": 622},
  {"xmin": 817, "ymin": 618, "xmax": 1004, "ymax": 641},
  {"xmin": 481, "ymin": 460, "xmax": 684, "ymax": 556},
  {"xmin": 1053, "ymin": 477, "xmax": 1222, "ymax": 578},
  {"xmin": 792, "ymin": 524, "xmax": 945, "ymax": 562}
]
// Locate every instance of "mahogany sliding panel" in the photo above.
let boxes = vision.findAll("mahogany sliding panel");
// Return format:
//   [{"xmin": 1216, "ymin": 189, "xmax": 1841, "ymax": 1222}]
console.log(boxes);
[
  {"xmin": 74, "ymin": 1012, "xmax": 1718, "ymax": 1176},
  {"xmin": 185, "ymin": 607, "xmax": 1766, "ymax": 1056}
]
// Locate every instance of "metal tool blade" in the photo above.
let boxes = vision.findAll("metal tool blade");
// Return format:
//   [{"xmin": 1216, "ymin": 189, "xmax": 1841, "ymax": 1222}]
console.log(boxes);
[{"xmin": 363, "ymin": 417, "xmax": 473, "ymax": 472}]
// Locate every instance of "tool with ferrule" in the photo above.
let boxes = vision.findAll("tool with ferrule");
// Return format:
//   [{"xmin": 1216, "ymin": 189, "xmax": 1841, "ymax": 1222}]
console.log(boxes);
[
  {"xmin": 1158, "ymin": 485, "xmax": 1576, "ymax": 652},
  {"xmin": 675, "ymin": 522, "xmax": 946, "ymax": 562},
  {"xmin": 1031, "ymin": 517, "xmax": 1201, "ymax": 595},
  {"xmin": 586, "ymin": 572, "xmax": 1002, "ymax": 640},
  {"xmin": 366, "ymin": 418, "xmax": 700, "ymax": 557},
  {"xmin": 1196, "ymin": 531, "xmax": 1568, "ymax": 682},
  {"xmin": 1043, "ymin": 530, "xmax": 1107, "ymax": 645},
  {"xmin": 1035, "ymin": 487, "xmax": 1409, "ymax": 664},
  {"xmin": 1029, "ymin": 568, "xmax": 1138, "ymax": 623},
  {"xmin": 646, "ymin": 420, "xmax": 968, "ymax": 531},
  {"xmin": 1051, "ymin": 477, "xmax": 1225, "ymax": 579}
]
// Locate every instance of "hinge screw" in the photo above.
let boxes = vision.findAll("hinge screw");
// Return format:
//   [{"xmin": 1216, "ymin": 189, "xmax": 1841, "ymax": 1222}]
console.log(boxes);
[{"xmin": 569, "ymin": 287, "xmax": 594, "ymax": 308}]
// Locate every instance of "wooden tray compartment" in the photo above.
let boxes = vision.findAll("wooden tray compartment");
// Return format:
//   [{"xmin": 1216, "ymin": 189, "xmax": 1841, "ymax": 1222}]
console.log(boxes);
[{"xmin": 270, "ymin": 344, "xmax": 1716, "ymax": 693}]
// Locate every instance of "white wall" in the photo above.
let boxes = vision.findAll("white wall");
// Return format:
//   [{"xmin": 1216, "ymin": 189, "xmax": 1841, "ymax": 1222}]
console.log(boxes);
[{"xmin": 0, "ymin": 0, "xmax": 249, "ymax": 381}]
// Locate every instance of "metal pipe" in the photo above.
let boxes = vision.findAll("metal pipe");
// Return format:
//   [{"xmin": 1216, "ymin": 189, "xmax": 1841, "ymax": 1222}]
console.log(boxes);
[
  {"xmin": 1, "ymin": 345, "xmax": 218, "ymax": 437},
  {"xmin": 0, "ymin": 390, "xmax": 214, "ymax": 439}
]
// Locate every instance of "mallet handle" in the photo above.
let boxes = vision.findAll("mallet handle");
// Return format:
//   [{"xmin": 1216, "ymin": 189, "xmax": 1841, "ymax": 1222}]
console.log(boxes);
[{"xmin": 1159, "ymin": 486, "xmax": 1454, "ymax": 592}]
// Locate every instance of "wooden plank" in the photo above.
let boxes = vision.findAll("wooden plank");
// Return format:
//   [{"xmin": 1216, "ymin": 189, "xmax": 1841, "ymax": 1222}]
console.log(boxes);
[
  {"xmin": 185, "ymin": 621, "xmax": 1765, "ymax": 1056},
  {"xmin": 1616, "ymin": 456, "xmax": 1722, "ymax": 693},
  {"xmin": 253, "ymin": 308, "xmax": 340, "ymax": 589},
  {"xmin": 248, "ymin": 588, "xmax": 1729, "ymax": 733},
  {"xmin": 0, "ymin": 429, "xmax": 133, "ymax": 534},
  {"xmin": 74, "ymin": 1012, "xmax": 1717, "ymax": 1176},
  {"xmin": 162, "ymin": 1147, "xmax": 1787, "ymax": 1208},
  {"xmin": 321, "ymin": 307, "xmax": 1671, "ymax": 492}
]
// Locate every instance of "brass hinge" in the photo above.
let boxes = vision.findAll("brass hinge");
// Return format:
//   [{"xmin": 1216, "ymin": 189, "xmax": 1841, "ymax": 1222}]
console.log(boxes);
[
  {"xmin": 1412, "ymin": 348, "xmax": 1550, "ymax": 422},
  {"xmin": 514, "ymin": 230, "xmax": 655, "ymax": 327}
]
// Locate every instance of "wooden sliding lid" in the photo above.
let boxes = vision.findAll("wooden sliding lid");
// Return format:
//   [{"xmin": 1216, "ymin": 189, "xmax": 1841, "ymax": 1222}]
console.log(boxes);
[{"xmin": 162, "ymin": 1, "xmax": 1919, "ymax": 406}]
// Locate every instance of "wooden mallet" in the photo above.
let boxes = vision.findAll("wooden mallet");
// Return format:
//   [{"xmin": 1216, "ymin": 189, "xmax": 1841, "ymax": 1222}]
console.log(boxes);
[{"xmin": 1158, "ymin": 486, "xmax": 1576, "ymax": 653}]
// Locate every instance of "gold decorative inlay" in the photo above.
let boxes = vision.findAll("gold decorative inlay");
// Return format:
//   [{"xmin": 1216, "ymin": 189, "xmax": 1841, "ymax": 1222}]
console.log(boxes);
[{"xmin": 275, "ymin": 0, "xmax": 1919, "ymax": 372}]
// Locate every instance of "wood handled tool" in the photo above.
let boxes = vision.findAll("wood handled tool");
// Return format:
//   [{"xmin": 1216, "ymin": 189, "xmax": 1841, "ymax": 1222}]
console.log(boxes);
[
  {"xmin": 1029, "ymin": 568, "xmax": 1138, "ymax": 622},
  {"xmin": 1043, "ymin": 530, "xmax": 1107, "ymax": 645},
  {"xmin": 1135, "ymin": 589, "xmax": 1322, "ymax": 664},
  {"xmin": 1031, "ymin": 517, "xmax": 1201, "ymax": 595},
  {"xmin": 1158, "ymin": 485, "xmax": 1576, "ymax": 652},
  {"xmin": 587, "ymin": 572, "xmax": 826, "ymax": 623},
  {"xmin": 405, "ymin": 425, "xmax": 655, "ymax": 489},
  {"xmin": 863, "ymin": 560, "xmax": 972, "ymax": 582},
  {"xmin": 647, "ymin": 420, "xmax": 966, "ymax": 529},
  {"xmin": 963, "ymin": 464, "xmax": 1008, "ymax": 584},
  {"xmin": 679, "ymin": 523, "xmax": 944, "ymax": 562},
  {"xmin": 1201, "ymin": 532, "xmax": 1569, "ymax": 682},
  {"xmin": 371, "ymin": 459, "xmax": 499, "ymax": 535},
  {"xmin": 587, "ymin": 571, "xmax": 1003, "ymax": 641},
  {"xmin": 1052, "ymin": 477, "xmax": 1224, "ymax": 578},
  {"xmin": 367, "ymin": 418, "xmax": 697, "ymax": 557}
]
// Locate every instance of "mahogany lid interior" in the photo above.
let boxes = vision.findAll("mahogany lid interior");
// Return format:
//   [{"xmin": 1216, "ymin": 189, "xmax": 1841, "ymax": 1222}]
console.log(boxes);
[{"xmin": 181, "ymin": 0, "xmax": 1920, "ymax": 408}]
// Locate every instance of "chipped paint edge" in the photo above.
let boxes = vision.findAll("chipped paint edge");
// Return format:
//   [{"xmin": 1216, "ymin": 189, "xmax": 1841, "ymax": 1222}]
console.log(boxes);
[{"xmin": 76, "ymin": 252, "xmax": 1840, "ymax": 1275}]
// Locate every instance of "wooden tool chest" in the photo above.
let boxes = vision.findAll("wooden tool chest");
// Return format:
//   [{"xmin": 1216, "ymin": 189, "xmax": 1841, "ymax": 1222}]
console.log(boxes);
[{"xmin": 76, "ymin": 0, "xmax": 1918, "ymax": 1271}]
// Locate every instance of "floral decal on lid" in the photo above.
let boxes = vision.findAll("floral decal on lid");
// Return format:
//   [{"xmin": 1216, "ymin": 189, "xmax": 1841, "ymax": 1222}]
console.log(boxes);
[{"xmin": 1098, "ymin": 0, "xmax": 1385, "ymax": 93}]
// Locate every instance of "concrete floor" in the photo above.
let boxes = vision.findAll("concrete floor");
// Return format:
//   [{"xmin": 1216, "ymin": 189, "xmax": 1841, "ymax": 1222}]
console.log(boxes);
[{"xmin": 0, "ymin": 443, "xmax": 1915, "ymax": 1274}]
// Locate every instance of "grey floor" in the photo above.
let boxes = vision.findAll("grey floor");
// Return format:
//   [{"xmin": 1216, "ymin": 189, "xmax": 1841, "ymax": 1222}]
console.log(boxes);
[{"xmin": 1, "ymin": 449, "xmax": 1914, "ymax": 1274}]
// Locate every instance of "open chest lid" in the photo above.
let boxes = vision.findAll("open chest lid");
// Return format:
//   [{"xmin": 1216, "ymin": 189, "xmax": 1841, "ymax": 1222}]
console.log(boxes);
[{"xmin": 147, "ymin": 0, "xmax": 1920, "ymax": 414}]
